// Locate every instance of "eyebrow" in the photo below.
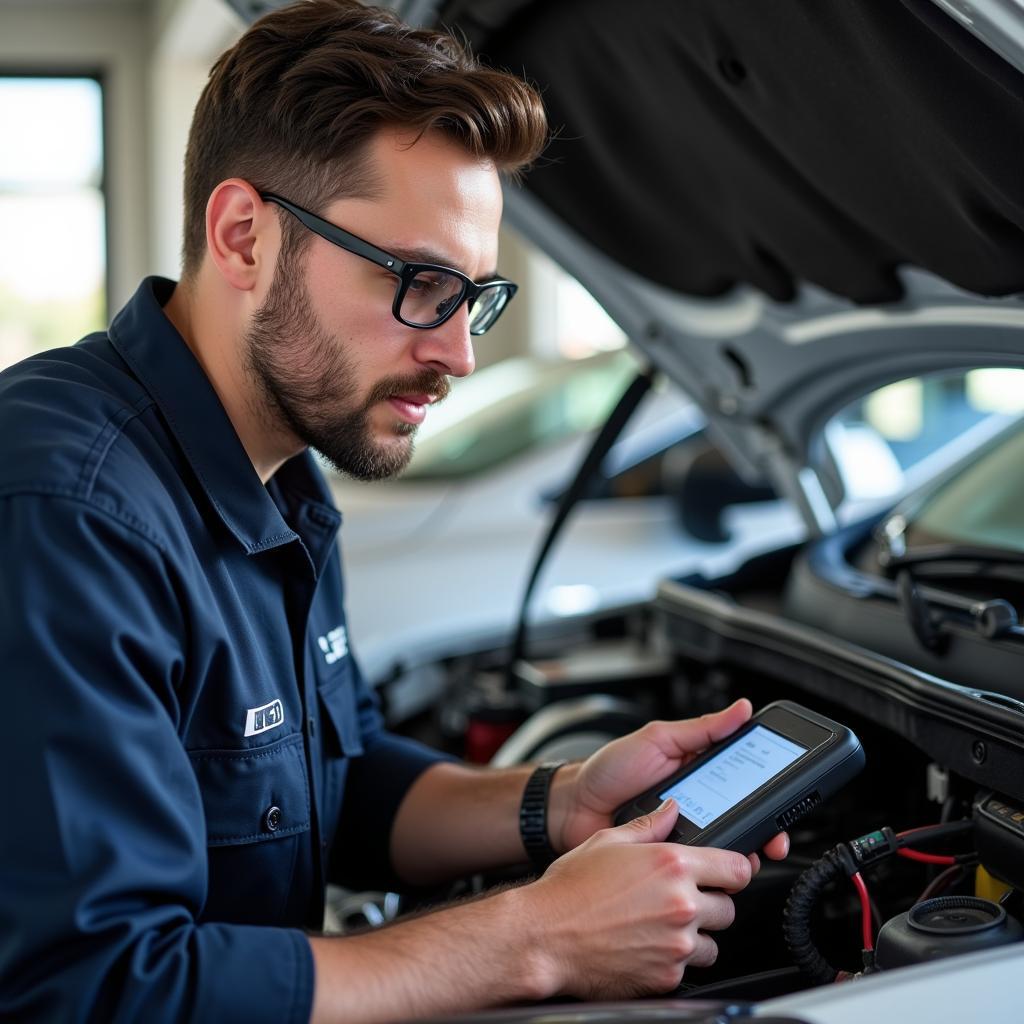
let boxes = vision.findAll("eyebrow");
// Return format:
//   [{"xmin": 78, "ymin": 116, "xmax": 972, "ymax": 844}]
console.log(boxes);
[{"xmin": 385, "ymin": 243, "xmax": 499, "ymax": 282}]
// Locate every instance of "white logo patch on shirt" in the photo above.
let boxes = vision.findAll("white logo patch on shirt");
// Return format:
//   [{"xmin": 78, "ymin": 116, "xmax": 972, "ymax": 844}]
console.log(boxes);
[
  {"xmin": 317, "ymin": 625, "xmax": 348, "ymax": 665},
  {"xmin": 244, "ymin": 698, "xmax": 285, "ymax": 737}
]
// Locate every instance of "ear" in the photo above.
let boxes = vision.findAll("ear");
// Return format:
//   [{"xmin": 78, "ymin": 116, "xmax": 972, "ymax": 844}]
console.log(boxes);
[{"xmin": 204, "ymin": 179, "xmax": 279, "ymax": 292}]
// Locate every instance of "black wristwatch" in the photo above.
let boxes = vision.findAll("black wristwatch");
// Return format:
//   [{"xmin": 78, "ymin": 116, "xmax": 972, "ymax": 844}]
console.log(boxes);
[{"xmin": 519, "ymin": 761, "xmax": 566, "ymax": 868}]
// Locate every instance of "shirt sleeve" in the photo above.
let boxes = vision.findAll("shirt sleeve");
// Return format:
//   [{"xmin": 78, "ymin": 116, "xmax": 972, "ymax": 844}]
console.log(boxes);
[
  {"xmin": 328, "ymin": 651, "xmax": 458, "ymax": 891},
  {"xmin": 0, "ymin": 494, "xmax": 314, "ymax": 1024}
]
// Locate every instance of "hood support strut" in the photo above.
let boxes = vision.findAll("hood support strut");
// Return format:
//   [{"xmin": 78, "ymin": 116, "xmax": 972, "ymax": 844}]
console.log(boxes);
[{"xmin": 506, "ymin": 366, "xmax": 657, "ymax": 686}]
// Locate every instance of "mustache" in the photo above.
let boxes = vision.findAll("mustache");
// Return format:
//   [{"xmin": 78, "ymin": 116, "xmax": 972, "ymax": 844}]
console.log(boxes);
[{"xmin": 364, "ymin": 369, "xmax": 451, "ymax": 410}]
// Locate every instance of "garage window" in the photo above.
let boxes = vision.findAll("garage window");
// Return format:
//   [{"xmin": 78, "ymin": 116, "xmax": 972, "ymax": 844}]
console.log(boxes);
[{"xmin": 0, "ymin": 74, "xmax": 106, "ymax": 371}]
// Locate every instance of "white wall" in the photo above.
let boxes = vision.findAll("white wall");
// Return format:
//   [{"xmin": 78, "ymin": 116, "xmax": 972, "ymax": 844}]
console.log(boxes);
[{"xmin": 148, "ymin": 0, "xmax": 243, "ymax": 277}]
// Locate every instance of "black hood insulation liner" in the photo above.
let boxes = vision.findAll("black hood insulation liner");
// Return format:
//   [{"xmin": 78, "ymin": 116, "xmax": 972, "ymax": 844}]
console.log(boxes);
[{"xmin": 444, "ymin": 0, "xmax": 1024, "ymax": 305}]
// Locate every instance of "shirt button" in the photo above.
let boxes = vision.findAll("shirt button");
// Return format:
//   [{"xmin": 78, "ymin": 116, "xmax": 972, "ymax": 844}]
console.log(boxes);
[{"xmin": 264, "ymin": 806, "xmax": 282, "ymax": 833}]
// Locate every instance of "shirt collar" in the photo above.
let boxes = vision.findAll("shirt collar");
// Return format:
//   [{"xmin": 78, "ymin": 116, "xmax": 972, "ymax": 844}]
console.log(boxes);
[{"xmin": 108, "ymin": 276, "xmax": 339, "ymax": 556}]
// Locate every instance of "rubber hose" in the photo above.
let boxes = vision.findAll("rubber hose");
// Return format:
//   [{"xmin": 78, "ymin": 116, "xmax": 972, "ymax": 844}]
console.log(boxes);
[{"xmin": 782, "ymin": 846, "xmax": 848, "ymax": 985}]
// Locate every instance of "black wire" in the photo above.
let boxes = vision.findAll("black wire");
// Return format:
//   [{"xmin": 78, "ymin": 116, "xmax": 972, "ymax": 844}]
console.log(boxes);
[
  {"xmin": 918, "ymin": 864, "xmax": 965, "ymax": 902},
  {"xmin": 896, "ymin": 819, "xmax": 973, "ymax": 848}
]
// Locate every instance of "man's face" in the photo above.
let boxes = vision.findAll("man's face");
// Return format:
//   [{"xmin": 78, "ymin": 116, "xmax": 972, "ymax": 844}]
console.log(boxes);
[{"xmin": 244, "ymin": 129, "xmax": 504, "ymax": 480}]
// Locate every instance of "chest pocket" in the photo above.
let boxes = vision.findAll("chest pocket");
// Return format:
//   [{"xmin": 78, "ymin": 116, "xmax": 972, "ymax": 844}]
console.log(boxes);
[
  {"xmin": 189, "ymin": 731, "xmax": 311, "ymax": 845},
  {"xmin": 316, "ymin": 657, "xmax": 365, "ymax": 759}
]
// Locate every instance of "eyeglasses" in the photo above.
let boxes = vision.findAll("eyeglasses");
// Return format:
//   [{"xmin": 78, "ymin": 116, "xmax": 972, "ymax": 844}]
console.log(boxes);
[{"xmin": 260, "ymin": 192, "xmax": 517, "ymax": 336}]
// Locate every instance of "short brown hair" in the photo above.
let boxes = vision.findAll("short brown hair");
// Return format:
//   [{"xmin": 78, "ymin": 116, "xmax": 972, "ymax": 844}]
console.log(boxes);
[{"xmin": 181, "ymin": 0, "xmax": 548, "ymax": 278}]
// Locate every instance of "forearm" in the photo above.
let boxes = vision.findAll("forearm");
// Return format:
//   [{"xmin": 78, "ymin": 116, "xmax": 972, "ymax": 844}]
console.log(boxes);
[
  {"xmin": 309, "ymin": 887, "xmax": 551, "ymax": 1024},
  {"xmin": 389, "ymin": 761, "xmax": 583, "ymax": 885}
]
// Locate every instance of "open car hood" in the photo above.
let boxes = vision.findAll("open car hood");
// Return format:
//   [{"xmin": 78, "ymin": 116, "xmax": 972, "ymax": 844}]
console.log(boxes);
[{"xmin": 407, "ymin": 0, "xmax": 1024, "ymax": 532}]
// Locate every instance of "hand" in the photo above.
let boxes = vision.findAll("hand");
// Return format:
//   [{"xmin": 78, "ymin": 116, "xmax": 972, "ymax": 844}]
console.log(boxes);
[
  {"xmin": 521, "ymin": 798, "xmax": 753, "ymax": 999},
  {"xmin": 551, "ymin": 698, "xmax": 789, "ymax": 868}
]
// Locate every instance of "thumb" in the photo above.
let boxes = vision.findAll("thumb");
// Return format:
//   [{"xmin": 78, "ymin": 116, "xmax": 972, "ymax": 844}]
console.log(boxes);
[{"xmin": 618, "ymin": 797, "xmax": 678, "ymax": 844}]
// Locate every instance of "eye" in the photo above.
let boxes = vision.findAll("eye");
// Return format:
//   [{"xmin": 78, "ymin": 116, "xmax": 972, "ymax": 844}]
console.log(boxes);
[{"xmin": 407, "ymin": 272, "xmax": 447, "ymax": 293}]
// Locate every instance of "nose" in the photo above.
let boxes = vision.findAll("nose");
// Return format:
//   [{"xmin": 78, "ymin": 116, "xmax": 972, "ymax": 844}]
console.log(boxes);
[{"xmin": 410, "ymin": 303, "xmax": 476, "ymax": 379}]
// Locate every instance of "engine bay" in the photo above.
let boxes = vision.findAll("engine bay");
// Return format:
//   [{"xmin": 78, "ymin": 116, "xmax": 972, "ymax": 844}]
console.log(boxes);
[{"xmin": 352, "ymin": 538, "xmax": 1024, "ymax": 1005}]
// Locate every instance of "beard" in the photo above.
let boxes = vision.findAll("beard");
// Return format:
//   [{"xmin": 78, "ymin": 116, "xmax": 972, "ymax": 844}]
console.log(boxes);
[{"xmin": 243, "ymin": 256, "xmax": 449, "ymax": 481}]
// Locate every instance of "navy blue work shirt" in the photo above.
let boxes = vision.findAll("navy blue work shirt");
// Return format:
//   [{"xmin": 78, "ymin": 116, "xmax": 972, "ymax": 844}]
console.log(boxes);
[{"xmin": 0, "ymin": 278, "xmax": 450, "ymax": 1023}]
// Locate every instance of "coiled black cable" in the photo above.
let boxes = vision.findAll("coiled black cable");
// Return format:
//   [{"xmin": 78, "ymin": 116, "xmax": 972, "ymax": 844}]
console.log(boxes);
[{"xmin": 782, "ymin": 845, "xmax": 851, "ymax": 985}]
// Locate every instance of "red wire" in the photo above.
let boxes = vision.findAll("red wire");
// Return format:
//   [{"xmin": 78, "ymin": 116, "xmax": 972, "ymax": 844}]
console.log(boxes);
[
  {"xmin": 851, "ymin": 871, "xmax": 874, "ymax": 951},
  {"xmin": 898, "ymin": 848, "xmax": 957, "ymax": 866}
]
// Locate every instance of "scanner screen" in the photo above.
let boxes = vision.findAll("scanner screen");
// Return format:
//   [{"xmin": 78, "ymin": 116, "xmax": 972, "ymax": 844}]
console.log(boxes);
[{"xmin": 660, "ymin": 724, "xmax": 806, "ymax": 830}]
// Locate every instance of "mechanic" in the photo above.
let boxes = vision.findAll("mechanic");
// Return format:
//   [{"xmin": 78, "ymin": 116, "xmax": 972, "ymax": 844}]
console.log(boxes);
[{"xmin": 0, "ymin": 2, "xmax": 788, "ymax": 1021}]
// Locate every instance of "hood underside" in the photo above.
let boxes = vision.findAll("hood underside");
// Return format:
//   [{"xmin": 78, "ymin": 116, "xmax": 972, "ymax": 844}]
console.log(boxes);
[{"xmin": 444, "ymin": 0, "xmax": 1024, "ymax": 304}]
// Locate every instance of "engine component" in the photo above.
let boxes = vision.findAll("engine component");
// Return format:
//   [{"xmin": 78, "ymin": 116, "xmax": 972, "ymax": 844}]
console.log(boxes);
[
  {"xmin": 974, "ymin": 793, "xmax": 1024, "ymax": 892},
  {"xmin": 874, "ymin": 896, "xmax": 1023, "ymax": 969},
  {"xmin": 783, "ymin": 819, "xmax": 977, "ymax": 983}
]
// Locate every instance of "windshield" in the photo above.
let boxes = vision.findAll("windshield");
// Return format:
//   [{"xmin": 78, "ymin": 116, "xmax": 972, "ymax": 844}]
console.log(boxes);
[{"xmin": 902, "ymin": 420, "xmax": 1024, "ymax": 557}]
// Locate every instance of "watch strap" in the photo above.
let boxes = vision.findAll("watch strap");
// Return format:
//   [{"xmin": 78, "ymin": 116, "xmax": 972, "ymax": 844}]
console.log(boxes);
[{"xmin": 519, "ymin": 761, "xmax": 566, "ymax": 868}]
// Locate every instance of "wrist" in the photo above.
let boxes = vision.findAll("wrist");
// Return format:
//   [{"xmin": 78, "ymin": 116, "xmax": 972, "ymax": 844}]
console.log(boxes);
[
  {"xmin": 546, "ymin": 761, "xmax": 583, "ymax": 854},
  {"xmin": 496, "ymin": 883, "xmax": 564, "ymax": 1001}
]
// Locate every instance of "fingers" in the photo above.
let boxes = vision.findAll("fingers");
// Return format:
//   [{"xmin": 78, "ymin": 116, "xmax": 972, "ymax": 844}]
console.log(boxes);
[
  {"xmin": 693, "ymin": 889, "xmax": 736, "ymax": 933},
  {"xmin": 746, "ymin": 852, "xmax": 761, "ymax": 881},
  {"xmin": 686, "ymin": 932, "xmax": 720, "ymax": 969},
  {"xmin": 675, "ymin": 844, "xmax": 754, "ymax": 892},
  {"xmin": 669, "ymin": 894, "xmax": 732, "ymax": 974},
  {"xmin": 763, "ymin": 831, "xmax": 790, "ymax": 860},
  {"xmin": 713, "ymin": 833, "xmax": 789, "ymax": 894},
  {"xmin": 613, "ymin": 797, "xmax": 678, "ymax": 845},
  {"xmin": 645, "ymin": 699, "xmax": 753, "ymax": 759}
]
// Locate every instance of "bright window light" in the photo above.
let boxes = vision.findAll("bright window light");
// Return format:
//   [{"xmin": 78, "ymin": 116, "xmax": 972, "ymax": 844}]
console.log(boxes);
[
  {"xmin": 966, "ymin": 368, "xmax": 1024, "ymax": 415},
  {"xmin": 555, "ymin": 275, "xmax": 626, "ymax": 359},
  {"xmin": 864, "ymin": 378, "xmax": 923, "ymax": 441},
  {"xmin": 0, "ymin": 77, "xmax": 106, "ymax": 370}
]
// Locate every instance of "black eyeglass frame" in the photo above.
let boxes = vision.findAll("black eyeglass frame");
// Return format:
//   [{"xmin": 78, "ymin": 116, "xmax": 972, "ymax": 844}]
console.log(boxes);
[{"xmin": 260, "ymin": 192, "xmax": 517, "ymax": 336}]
